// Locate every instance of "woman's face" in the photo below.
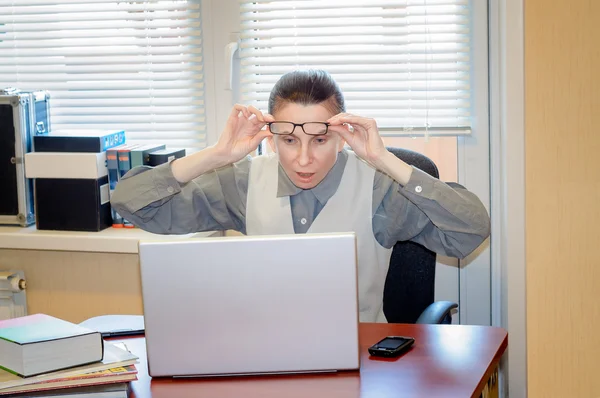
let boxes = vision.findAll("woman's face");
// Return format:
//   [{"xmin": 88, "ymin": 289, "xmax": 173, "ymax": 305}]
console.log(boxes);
[{"xmin": 267, "ymin": 102, "xmax": 345, "ymax": 189}]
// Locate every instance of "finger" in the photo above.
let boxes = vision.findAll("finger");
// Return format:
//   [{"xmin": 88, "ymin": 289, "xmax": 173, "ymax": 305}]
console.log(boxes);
[
  {"xmin": 263, "ymin": 113, "xmax": 276, "ymax": 123},
  {"xmin": 328, "ymin": 125, "xmax": 353, "ymax": 141},
  {"xmin": 327, "ymin": 115, "xmax": 365, "ymax": 137},
  {"xmin": 326, "ymin": 113, "xmax": 352, "ymax": 125},
  {"xmin": 331, "ymin": 121, "xmax": 367, "ymax": 137},
  {"xmin": 249, "ymin": 129, "xmax": 273, "ymax": 149},
  {"xmin": 335, "ymin": 122, "xmax": 356, "ymax": 134},
  {"xmin": 247, "ymin": 105, "xmax": 265, "ymax": 123},
  {"xmin": 330, "ymin": 115, "xmax": 376, "ymax": 131},
  {"xmin": 246, "ymin": 113, "xmax": 260, "ymax": 125},
  {"xmin": 247, "ymin": 114, "xmax": 268, "ymax": 129},
  {"xmin": 328, "ymin": 122, "xmax": 360, "ymax": 133},
  {"xmin": 233, "ymin": 104, "xmax": 250, "ymax": 119},
  {"xmin": 228, "ymin": 106, "xmax": 241, "ymax": 119},
  {"xmin": 339, "ymin": 119, "xmax": 374, "ymax": 141}
]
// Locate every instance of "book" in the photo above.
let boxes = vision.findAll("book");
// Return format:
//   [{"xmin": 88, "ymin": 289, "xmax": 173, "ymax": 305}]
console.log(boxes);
[
  {"xmin": 130, "ymin": 144, "xmax": 166, "ymax": 167},
  {"xmin": 8, "ymin": 382, "xmax": 130, "ymax": 398},
  {"xmin": 0, "ymin": 314, "xmax": 103, "ymax": 378},
  {"xmin": 33, "ymin": 130, "xmax": 126, "ymax": 153},
  {"xmin": 0, "ymin": 342, "xmax": 138, "ymax": 392},
  {"xmin": 0, "ymin": 365, "xmax": 137, "ymax": 396},
  {"xmin": 106, "ymin": 144, "xmax": 138, "ymax": 228},
  {"xmin": 106, "ymin": 145, "xmax": 132, "ymax": 192},
  {"xmin": 116, "ymin": 144, "xmax": 147, "ymax": 179},
  {"xmin": 148, "ymin": 148, "xmax": 186, "ymax": 166}
]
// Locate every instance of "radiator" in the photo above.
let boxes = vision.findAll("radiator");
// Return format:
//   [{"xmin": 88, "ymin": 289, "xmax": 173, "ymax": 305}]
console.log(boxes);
[{"xmin": 0, "ymin": 271, "xmax": 27, "ymax": 320}]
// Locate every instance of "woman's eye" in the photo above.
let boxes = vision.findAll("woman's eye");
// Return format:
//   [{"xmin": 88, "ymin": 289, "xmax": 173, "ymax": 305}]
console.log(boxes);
[
  {"xmin": 284, "ymin": 138, "xmax": 296, "ymax": 144},
  {"xmin": 315, "ymin": 137, "xmax": 327, "ymax": 144}
]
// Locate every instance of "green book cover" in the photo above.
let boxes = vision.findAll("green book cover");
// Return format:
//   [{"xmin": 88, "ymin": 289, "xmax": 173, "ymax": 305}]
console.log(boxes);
[
  {"xmin": 0, "ymin": 314, "xmax": 96, "ymax": 345},
  {"xmin": 130, "ymin": 144, "xmax": 166, "ymax": 168}
]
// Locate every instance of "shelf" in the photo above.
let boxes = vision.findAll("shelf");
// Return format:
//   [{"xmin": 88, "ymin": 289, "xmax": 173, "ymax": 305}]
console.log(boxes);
[{"xmin": 0, "ymin": 225, "xmax": 221, "ymax": 254}]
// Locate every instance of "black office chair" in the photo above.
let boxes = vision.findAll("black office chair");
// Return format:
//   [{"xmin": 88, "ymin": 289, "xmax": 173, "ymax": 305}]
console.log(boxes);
[{"xmin": 382, "ymin": 147, "xmax": 458, "ymax": 324}]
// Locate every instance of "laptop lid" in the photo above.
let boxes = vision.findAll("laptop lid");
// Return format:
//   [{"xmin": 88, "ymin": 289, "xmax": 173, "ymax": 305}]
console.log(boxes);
[{"xmin": 138, "ymin": 232, "xmax": 360, "ymax": 377}]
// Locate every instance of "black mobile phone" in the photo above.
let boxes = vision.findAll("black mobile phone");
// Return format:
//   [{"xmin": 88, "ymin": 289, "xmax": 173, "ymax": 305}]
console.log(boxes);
[{"xmin": 368, "ymin": 336, "xmax": 415, "ymax": 358}]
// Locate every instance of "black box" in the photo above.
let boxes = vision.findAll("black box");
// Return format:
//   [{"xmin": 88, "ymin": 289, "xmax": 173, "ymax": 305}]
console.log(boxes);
[
  {"xmin": 148, "ymin": 148, "xmax": 186, "ymax": 166},
  {"xmin": 0, "ymin": 88, "xmax": 50, "ymax": 226},
  {"xmin": 33, "ymin": 130, "xmax": 125, "ymax": 153},
  {"xmin": 35, "ymin": 176, "xmax": 112, "ymax": 232}
]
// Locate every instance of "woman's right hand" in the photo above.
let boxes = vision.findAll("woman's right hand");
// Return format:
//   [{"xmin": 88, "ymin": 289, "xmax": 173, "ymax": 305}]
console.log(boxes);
[
  {"xmin": 171, "ymin": 105, "xmax": 273, "ymax": 184},
  {"xmin": 213, "ymin": 104, "xmax": 274, "ymax": 164}
]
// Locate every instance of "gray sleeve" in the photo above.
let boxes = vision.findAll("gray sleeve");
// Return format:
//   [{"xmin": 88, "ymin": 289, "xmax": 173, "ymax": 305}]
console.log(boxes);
[
  {"xmin": 110, "ymin": 156, "xmax": 251, "ymax": 235},
  {"xmin": 372, "ymin": 167, "xmax": 491, "ymax": 258}
]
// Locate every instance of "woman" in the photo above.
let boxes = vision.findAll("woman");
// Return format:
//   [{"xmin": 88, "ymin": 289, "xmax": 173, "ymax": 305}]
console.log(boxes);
[{"xmin": 111, "ymin": 70, "xmax": 490, "ymax": 322}]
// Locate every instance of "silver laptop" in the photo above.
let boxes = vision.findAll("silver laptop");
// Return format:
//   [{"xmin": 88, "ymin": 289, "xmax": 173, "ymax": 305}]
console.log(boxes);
[{"xmin": 138, "ymin": 232, "xmax": 360, "ymax": 377}]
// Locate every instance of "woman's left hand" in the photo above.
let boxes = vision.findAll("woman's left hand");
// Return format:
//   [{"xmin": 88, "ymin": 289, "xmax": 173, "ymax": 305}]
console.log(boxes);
[{"xmin": 327, "ymin": 113, "xmax": 388, "ymax": 168}]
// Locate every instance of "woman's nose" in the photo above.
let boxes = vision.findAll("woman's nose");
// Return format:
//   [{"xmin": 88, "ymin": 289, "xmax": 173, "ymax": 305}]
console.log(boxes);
[{"xmin": 297, "ymin": 144, "xmax": 313, "ymax": 166}]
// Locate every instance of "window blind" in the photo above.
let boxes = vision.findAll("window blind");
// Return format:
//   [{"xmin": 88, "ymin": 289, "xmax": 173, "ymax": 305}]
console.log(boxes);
[
  {"xmin": 0, "ymin": 0, "xmax": 207, "ymax": 148},
  {"xmin": 239, "ymin": 0, "xmax": 472, "ymax": 135}
]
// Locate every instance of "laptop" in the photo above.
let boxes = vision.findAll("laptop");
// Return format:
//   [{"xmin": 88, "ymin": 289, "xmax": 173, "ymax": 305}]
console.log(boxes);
[{"xmin": 138, "ymin": 232, "xmax": 360, "ymax": 377}]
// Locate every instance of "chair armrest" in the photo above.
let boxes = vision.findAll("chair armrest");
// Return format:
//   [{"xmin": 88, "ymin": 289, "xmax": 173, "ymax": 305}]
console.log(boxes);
[{"xmin": 415, "ymin": 301, "xmax": 458, "ymax": 324}]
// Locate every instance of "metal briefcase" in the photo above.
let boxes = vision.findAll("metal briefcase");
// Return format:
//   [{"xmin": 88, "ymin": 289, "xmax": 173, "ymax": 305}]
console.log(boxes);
[{"xmin": 0, "ymin": 88, "xmax": 50, "ymax": 226}]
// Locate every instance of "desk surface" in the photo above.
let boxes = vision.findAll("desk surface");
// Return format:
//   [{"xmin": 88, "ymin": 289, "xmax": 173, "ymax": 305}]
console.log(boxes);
[{"xmin": 114, "ymin": 323, "xmax": 507, "ymax": 398}]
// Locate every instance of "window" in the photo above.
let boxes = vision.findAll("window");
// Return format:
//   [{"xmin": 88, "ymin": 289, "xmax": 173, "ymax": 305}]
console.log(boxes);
[
  {"xmin": 233, "ymin": 0, "xmax": 490, "ymax": 326},
  {"xmin": 238, "ymin": 0, "xmax": 472, "ymax": 136},
  {"xmin": 0, "ymin": 0, "xmax": 207, "ymax": 149}
]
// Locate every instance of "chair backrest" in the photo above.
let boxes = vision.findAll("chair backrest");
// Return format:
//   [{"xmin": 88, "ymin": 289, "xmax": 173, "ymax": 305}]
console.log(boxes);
[{"xmin": 382, "ymin": 147, "xmax": 439, "ymax": 323}]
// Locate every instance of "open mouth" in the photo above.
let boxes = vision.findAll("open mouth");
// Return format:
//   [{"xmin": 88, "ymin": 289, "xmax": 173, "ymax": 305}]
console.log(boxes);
[{"xmin": 296, "ymin": 172, "xmax": 316, "ymax": 183}]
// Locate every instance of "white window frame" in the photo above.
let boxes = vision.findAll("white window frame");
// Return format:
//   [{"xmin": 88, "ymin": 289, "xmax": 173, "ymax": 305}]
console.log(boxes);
[
  {"xmin": 455, "ymin": 0, "xmax": 490, "ymax": 326},
  {"xmin": 201, "ymin": 0, "xmax": 241, "ymax": 143},
  {"xmin": 489, "ymin": 0, "xmax": 527, "ymax": 396}
]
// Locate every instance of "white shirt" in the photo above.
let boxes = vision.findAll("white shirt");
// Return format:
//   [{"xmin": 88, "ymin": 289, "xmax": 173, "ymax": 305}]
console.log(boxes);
[{"xmin": 247, "ymin": 151, "xmax": 393, "ymax": 322}]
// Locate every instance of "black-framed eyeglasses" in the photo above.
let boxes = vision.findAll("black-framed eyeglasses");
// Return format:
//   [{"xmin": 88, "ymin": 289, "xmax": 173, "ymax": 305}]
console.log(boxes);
[{"xmin": 267, "ymin": 121, "xmax": 329, "ymax": 136}]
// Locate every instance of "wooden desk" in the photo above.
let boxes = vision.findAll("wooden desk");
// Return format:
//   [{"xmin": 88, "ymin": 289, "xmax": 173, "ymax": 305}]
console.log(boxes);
[{"xmin": 114, "ymin": 323, "xmax": 507, "ymax": 398}]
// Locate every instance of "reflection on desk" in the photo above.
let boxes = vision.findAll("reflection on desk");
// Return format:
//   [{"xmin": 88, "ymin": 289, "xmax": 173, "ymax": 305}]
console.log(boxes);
[{"xmin": 110, "ymin": 323, "xmax": 507, "ymax": 398}]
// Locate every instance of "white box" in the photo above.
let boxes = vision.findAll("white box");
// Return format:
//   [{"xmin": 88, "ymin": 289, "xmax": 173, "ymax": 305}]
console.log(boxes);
[{"xmin": 25, "ymin": 152, "xmax": 108, "ymax": 179}]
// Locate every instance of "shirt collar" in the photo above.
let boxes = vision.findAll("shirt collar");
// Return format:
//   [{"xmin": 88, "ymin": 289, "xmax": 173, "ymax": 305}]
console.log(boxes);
[{"xmin": 276, "ymin": 149, "xmax": 349, "ymax": 205}]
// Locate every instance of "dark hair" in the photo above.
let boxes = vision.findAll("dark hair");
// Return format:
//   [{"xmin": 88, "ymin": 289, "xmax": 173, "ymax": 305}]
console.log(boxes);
[{"xmin": 268, "ymin": 70, "xmax": 345, "ymax": 116}]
